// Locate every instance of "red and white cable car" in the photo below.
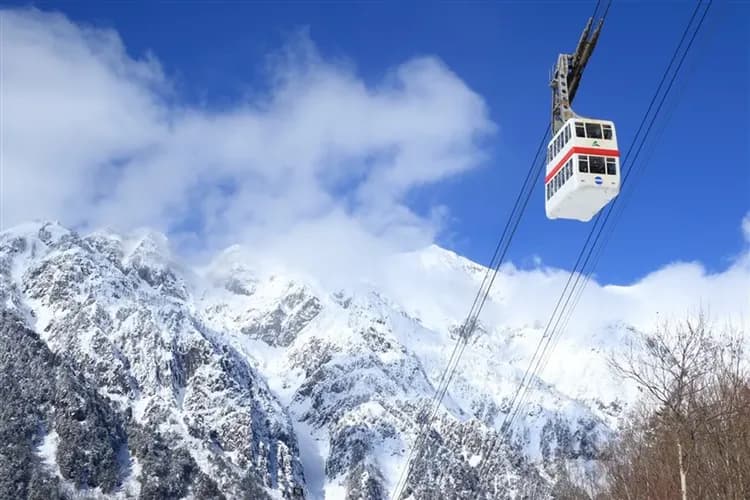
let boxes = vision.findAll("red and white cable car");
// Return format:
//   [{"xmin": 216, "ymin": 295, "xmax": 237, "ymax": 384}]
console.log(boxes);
[
  {"xmin": 544, "ymin": 118, "xmax": 620, "ymax": 221},
  {"xmin": 544, "ymin": 14, "xmax": 619, "ymax": 222}
]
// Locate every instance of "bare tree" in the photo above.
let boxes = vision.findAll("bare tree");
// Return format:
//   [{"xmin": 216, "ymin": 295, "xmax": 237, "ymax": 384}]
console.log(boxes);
[
  {"xmin": 593, "ymin": 310, "xmax": 750, "ymax": 500},
  {"xmin": 608, "ymin": 312, "xmax": 716, "ymax": 500}
]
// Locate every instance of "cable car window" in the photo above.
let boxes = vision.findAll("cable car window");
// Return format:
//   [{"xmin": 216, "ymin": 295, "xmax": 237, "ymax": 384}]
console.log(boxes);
[
  {"xmin": 606, "ymin": 158, "xmax": 617, "ymax": 175},
  {"xmin": 564, "ymin": 126, "xmax": 570, "ymax": 143},
  {"xmin": 585, "ymin": 123, "xmax": 603, "ymax": 139},
  {"xmin": 589, "ymin": 155, "xmax": 605, "ymax": 174},
  {"xmin": 579, "ymin": 156, "xmax": 588, "ymax": 173},
  {"xmin": 575, "ymin": 122, "xmax": 585, "ymax": 137},
  {"xmin": 602, "ymin": 125, "xmax": 613, "ymax": 140}
]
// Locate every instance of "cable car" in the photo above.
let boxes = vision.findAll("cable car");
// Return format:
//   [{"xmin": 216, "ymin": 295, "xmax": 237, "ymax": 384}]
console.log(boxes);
[
  {"xmin": 544, "ymin": 14, "xmax": 619, "ymax": 222},
  {"xmin": 544, "ymin": 117, "xmax": 620, "ymax": 221}
]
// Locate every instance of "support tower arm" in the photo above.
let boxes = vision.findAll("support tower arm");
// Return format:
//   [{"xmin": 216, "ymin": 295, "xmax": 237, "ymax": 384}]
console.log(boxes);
[{"xmin": 550, "ymin": 16, "xmax": 605, "ymax": 135}]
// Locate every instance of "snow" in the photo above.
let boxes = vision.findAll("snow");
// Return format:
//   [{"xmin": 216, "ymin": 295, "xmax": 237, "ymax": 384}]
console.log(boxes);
[
  {"xmin": 37, "ymin": 428, "xmax": 59, "ymax": 474},
  {"xmin": 120, "ymin": 455, "xmax": 142, "ymax": 498},
  {"xmin": 323, "ymin": 481, "xmax": 348, "ymax": 500},
  {"xmin": 196, "ymin": 237, "xmax": 635, "ymax": 482},
  {"xmin": 6, "ymin": 220, "xmax": 748, "ymax": 498},
  {"xmin": 294, "ymin": 420, "xmax": 327, "ymax": 500}
]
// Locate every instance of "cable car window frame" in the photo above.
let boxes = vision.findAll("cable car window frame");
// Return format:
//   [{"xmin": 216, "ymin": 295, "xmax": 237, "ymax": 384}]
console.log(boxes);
[
  {"xmin": 606, "ymin": 157, "xmax": 617, "ymax": 175},
  {"xmin": 585, "ymin": 123, "xmax": 603, "ymax": 139},
  {"xmin": 602, "ymin": 124, "xmax": 613, "ymax": 140},
  {"xmin": 579, "ymin": 155, "xmax": 589, "ymax": 173},
  {"xmin": 575, "ymin": 122, "xmax": 586, "ymax": 138},
  {"xmin": 589, "ymin": 155, "xmax": 606, "ymax": 174}
]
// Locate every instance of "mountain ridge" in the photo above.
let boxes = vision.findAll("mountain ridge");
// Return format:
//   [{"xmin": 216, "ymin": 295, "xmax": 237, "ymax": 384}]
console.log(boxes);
[{"xmin": 1, "ymin": 220, "xmax": 640, "ymax": 499}]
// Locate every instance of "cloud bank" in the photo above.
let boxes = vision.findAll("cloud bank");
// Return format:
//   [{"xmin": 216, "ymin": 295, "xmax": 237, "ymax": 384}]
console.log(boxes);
[
  {"xmin": 1, "ymin": 7, "xmax": 495, "ymax": 281},
  {"xmin": 2, "ymin": 7, "xmax": 748, "ymax": 331}
]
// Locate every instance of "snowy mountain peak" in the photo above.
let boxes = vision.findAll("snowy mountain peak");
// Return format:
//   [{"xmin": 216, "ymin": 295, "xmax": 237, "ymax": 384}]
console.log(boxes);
[{"xmin": 0, "ymin": 221, "xmax": 643, "ymax": 499}]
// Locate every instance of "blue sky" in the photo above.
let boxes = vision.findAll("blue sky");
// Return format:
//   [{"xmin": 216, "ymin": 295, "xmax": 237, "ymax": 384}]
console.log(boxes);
[{"xmin": 4, "ymin": 0, "xmax": 748, "ymax": 286}]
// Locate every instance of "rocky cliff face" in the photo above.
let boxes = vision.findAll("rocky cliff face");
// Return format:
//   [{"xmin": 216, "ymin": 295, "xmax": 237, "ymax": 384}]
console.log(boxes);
[
  {"xmin": 1, "ymin": 223, "xmax": 305, "ymax": 499},
  {"xmin": 0, "ymin": 221, "xmax": 627, "ymax": 499}
]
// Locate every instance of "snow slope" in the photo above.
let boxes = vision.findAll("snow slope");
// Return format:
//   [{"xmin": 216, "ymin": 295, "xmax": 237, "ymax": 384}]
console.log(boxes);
[{"xmin": 3, "ymin": 220, "xmax": 745, "ymax": 499}]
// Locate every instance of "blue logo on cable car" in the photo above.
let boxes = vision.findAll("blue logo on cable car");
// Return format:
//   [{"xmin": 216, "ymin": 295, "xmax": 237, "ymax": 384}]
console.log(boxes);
[{"xmin": 594, "ymin": 176, "xmax": 603, "ymax": 185}]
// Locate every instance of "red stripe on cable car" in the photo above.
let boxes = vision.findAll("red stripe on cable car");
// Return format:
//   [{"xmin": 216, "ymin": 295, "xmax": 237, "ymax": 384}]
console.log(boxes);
[{"xmin": 545, "ymin": 147, "xmax": 620, "ymax": 184}]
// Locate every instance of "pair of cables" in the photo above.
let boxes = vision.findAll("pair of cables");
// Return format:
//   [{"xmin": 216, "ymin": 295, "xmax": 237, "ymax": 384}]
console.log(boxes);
[{"xmin": 392, "ymin": 0, "xmax": 713, "ymax": 497}]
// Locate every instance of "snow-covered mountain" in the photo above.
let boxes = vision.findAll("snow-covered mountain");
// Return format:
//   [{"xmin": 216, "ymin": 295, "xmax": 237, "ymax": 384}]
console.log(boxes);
[{"xmin": 0, "ymin": 221, "xmax": 638, "ymax": 499}]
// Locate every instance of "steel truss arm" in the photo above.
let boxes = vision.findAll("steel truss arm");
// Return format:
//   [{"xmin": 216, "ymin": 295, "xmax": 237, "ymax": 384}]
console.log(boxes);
[{"xmin": 550, "ymin": 16, "xmax": 605, "ymax": 135}]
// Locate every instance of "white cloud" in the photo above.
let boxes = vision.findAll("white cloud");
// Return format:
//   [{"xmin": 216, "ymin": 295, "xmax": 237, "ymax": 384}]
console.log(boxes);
[
  {"xmin": 1, "ymin": 7, "xmax": 496, "ymax": 282},
  {"xmin": 2, "ymin": 7, "xmax": 748, "ymax": 336}
]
